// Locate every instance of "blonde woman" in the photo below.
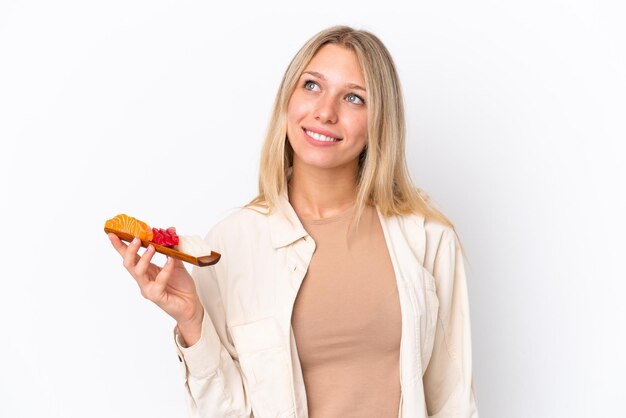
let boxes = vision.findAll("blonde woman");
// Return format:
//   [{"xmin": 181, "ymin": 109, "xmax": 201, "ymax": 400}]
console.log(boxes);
[{"xmin": 109, "ymin": 26, "xmax": 479, "ymax": 418}]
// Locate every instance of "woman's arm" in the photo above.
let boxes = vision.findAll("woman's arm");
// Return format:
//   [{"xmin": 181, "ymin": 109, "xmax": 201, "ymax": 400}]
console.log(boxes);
[
  {"xmin": 108, "ymin": 233, "xmax": 251, "ymax": 417},
  {"xmin": 174, "ymin": 235, "xmax": 251, "ymax": 418},
  {"xmin": 423, "ymin": 228, "xmax": 479, "ymax": 418}
]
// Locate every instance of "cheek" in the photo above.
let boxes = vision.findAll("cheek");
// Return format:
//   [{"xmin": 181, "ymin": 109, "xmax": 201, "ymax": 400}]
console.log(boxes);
[
  {"xmin": 286, "ymin": 101, "xmax": 298, "ymax": 138},
  {"xmin": 287, "ymin": 93, "xmax": 310, "ymax": 124},
  {"xmin": 350, "ymin": 114, "xmax": 368, "ymax": 145}
]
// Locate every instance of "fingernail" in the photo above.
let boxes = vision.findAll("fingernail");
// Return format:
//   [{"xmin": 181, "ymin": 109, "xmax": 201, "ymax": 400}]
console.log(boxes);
[
  {"xmin": 132, "ymin": 237, "xmax": 139, "ymax": 244},
  {"xmin": 167, "ymin": 256, "xmax": 172, "ymax": 264},
  {"xmin": 146, "ymin": 244, "xmax": 153, "ymax": 252}
]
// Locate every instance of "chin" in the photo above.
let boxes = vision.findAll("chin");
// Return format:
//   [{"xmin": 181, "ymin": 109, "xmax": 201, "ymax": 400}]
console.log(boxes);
[{"xmin": 295, "ymin": 154, "xmax": 359, "ymax": 172}]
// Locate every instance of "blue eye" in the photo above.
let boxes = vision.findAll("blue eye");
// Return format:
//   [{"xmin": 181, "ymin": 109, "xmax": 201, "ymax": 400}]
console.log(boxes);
[
  {"xmin": 346, "ymin": 93, "xmax": 364, "ymax": 105},
  {"xmin": 304, "ymin": 80, "xmax": 320, "ymax": 91}
]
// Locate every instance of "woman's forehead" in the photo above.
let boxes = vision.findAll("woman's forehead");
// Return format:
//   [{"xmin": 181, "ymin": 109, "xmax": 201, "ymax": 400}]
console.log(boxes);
[{"xmin": 302, "ymin": 44, "xmax": 365, "ymax": 86}]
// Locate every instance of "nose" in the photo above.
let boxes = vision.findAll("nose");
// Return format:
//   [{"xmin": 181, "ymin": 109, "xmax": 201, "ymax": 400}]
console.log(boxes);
[{"xmin": 314, "ymin": 94, "xmax": 338, "ymax": 124}]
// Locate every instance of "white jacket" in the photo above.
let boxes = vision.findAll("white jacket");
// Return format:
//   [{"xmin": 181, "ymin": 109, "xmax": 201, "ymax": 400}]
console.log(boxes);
[{"xmin": 174, "ymin": 193, "xmax": 479, "ymax": 418}]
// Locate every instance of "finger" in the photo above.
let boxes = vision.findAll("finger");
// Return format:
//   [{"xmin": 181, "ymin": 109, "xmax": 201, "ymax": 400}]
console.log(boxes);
[
  {"xmin": 155, "ymin": 256, "xmax": 174, "ymax": 284},
  {"xmin": 135, "ymin": 244, "xmax": 157, "ymax": 279},
  {"xmin": 122, "ymin": 237, "xmax": 142, "ymax": 271},
  {"xmin": 108, "ymin": 233, "xmax": 128, "ymax": 257},
  {"xmin": 154, "ymin": 256, "xmax": 181, "ymax": 287},
  {"xmin": 146, "ymin": 256, "xmax": 175, "ymax": 300}
]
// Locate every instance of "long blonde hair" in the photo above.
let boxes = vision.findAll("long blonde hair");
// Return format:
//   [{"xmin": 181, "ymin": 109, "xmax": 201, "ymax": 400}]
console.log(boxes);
[{"xmin": 247, "ymin": 26, "xmax": 454, "ymax": 230}]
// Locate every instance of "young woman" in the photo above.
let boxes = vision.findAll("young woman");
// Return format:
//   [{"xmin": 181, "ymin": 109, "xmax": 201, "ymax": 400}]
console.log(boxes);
[{"xmin": 109, "ymin": 26, "xmax": 479, "ymax": 418}]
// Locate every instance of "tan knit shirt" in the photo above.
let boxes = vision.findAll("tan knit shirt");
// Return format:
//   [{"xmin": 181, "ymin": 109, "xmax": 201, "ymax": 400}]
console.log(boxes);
[{"xmin": 291, "ymin": 204, "xmax": 402, "ymax": 418}]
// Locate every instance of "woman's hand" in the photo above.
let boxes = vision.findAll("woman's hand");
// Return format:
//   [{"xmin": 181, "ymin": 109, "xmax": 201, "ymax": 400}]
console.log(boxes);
[{"xmin": 108, "ymin": 230, "xmax": 203, "ymax": 346}]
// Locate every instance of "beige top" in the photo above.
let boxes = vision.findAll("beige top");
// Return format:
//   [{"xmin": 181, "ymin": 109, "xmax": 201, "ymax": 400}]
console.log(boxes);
[{"xmin": 291, "ymin": 204, "xmax": 402, "ymax": 418}]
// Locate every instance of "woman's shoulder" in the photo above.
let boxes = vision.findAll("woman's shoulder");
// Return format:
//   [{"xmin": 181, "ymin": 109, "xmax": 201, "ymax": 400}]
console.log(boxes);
[
  {"xmin": 390, "ymin": 211, "xmax": 459, "ymax": 270},
  {"xmin": 391, "ymin": 210, "xmax": 453, "ymax": 237},
  {"xmin": 203, "ymin": 205, "xmax": 271, "ymax": 245},
  {"xmin": 393, "ymin": 209, "xmax": 456, "ymax": 239}
]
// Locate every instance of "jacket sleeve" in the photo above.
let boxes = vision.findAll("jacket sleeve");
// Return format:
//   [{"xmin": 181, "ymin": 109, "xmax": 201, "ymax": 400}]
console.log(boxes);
[
  {"xmin": 423, "ymin": 228, "xmax": 479, "ymax": 418},
  {"xmin": 173, "ymin": 231, "xmax": 251, "ymax": 418}
]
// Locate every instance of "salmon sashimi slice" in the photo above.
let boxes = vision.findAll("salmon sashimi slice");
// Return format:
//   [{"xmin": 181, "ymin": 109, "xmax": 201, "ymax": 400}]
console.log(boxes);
[{"xmin": 105, "ymin": 214, "xmax": 154, "ymax": 241}]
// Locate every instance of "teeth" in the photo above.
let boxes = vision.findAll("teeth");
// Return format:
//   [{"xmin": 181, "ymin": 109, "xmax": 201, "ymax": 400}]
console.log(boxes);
[{"xmin": 306, "ymin": 129, "xmax": 338, "ymax": 142}]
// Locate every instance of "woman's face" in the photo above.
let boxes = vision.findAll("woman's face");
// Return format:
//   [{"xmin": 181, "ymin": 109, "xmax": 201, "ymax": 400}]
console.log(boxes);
[{"xmin": 286, "ymin": 44, "xmax": 368, "ymax": 173}]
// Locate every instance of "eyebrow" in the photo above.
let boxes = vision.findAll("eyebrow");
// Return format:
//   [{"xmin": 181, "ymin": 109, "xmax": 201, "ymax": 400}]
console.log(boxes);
[{"xmin": 302, "ymin": 71, "xmax": 366, "ymax": 92}]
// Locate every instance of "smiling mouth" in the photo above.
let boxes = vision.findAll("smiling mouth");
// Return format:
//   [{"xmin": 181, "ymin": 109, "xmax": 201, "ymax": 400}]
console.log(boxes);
[{"xmin": 303, "ymin": 128, "xmax": 342, "ymax": 142}]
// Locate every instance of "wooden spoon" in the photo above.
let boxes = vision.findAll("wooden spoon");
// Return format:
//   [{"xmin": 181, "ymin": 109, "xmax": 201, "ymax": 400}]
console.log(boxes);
[{"xmin": 105, "ymin": 227, "xmax": 220, "ymax": 267}]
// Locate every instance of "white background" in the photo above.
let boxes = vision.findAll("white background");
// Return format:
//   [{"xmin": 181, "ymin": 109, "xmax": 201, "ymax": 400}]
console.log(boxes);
[{"xmin": 1, "ymin": 1, "xmax": 625, "ymax": 417}]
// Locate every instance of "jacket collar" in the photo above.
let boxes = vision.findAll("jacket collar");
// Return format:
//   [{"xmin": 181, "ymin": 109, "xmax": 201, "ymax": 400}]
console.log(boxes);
[
  {"xmin": 267, "ymin": 190, "xmax": 310, "ymax": 249},
  {"xmin": 266, "ymin": 189, "xmax": 427, "ymax": 250}
]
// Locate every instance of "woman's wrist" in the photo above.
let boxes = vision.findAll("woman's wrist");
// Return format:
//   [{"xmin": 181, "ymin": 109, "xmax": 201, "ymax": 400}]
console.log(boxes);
[{"xmin": 177, "ymin": 306, "xmax": 204, "ymax": 347}]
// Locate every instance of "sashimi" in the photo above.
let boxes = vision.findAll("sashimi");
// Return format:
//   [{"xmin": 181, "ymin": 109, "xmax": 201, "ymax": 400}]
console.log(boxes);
[
  {"xmin": 105, "ymin": 214, "xmax": 154, "ymax": 241},
  {"xmin": 152, "ymin": 228, "xmax": 179, "ymax": 246},
  {"xmin": 105, "ymin": 214, "xmax": 220, "ymax": 266}
]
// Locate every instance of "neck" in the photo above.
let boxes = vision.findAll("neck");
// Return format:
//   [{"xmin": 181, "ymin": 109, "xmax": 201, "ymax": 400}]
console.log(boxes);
[{"xmin": 288, "ymin": 159, "xmax": 359, "ymax": 220}]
